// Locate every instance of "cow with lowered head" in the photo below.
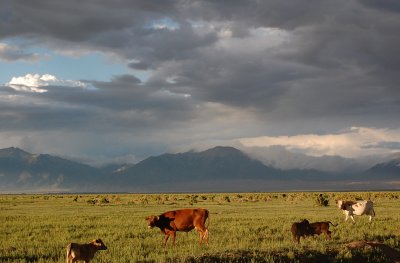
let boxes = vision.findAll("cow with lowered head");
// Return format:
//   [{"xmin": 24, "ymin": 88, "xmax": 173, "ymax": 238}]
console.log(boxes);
[
  {"xmin": 291, "ymin": 219, "xmax": 313, "ymax": 244},
  {"xmin": 291, "ymin": 219, "xmax": 337, "ymax": 243},
  {"xmin": 145, "ymin": 208, "xmax": 209, "ymax": 246},
  {"xmin": 309, "ymin": 221, "xmax": 337, "ymax": 240}
]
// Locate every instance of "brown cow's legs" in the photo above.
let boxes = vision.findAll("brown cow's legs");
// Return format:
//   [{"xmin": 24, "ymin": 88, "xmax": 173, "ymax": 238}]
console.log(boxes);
[
  {"xmin": 327, "ymin": 230, "xmax": 332, "ymax": 240},
  {"xmin": 171, "ymin": 231, "xmax": 176, "ymax": 245},
  {"xmin": 197, "ymin": 228, "xmax": 209, "ymax": 245},
  {"xmin": 203, "ymin": 229, "xmax": 209, "ymax": 245},
  {"xmin": 163, "ymin": 234, "xmax": 170, "ymax": 246},
  {"xmin": 198, "ymin": 231, "xmax": 203, "ymax": 245}
]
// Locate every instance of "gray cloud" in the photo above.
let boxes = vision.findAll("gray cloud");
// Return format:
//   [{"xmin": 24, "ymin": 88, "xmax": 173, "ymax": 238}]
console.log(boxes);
[
  {"xmin": 0, "ymin": 72, "xmax": 195, "ymax": 133},
  {"xmin": 242, "ymin": 145, "xmax": 373, "ymax": 173},
  {"xmin": 1, "ymin": 0, "xmax": 400, "ymax": 162},
  {"xmin": 0, "ymin": 43, "xmax": 40, "ymax": 62},
  {"xmin": 362, "ymin": 141, "xmax": 400, "ymax": 150}
]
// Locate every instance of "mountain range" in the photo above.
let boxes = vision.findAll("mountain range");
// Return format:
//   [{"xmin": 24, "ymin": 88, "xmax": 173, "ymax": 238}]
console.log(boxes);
[{"xmin": 0, "ymin": 146, "xmax": 399, "ymax": 193}]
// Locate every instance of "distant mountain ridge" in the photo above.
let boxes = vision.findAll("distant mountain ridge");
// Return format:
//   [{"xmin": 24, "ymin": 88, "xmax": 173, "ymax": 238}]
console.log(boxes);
[
  {"xmin": 0, "ymin": 147, "xmax": 32, "ymax": 159},
  {"xmin": 114, "ymin": 146, "xmax": 281, "ymax": 184},
  {"xmin": 364, "ymin": 155, "xmax": 400, "ymax": 180},
  {"xmin": 0, "ymin": 146, "xmax": 399, "ymax": 193},
  {"xmin": 0, "ymin": 147, "xmax": 101, "ymax": 192}
]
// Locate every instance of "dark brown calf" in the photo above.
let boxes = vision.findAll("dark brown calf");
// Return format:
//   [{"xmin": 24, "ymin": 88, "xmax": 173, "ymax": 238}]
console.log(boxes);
[
  {"xmin": 66, "ymin": 239, "xmax": 107, "ymax": 263},
  {"xmin": 309, "ymin": 221, "xmax": 337, "ymax": 240},
  {"xmin": 146, "ymin": 208, "xmax": 209, "ymax": 246},
  {"xmin": 291, "ymin": 219, "xmax": 313, "ymax": 244}
]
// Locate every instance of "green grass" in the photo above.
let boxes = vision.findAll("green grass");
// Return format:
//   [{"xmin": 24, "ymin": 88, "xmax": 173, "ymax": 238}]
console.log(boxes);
[{"xmin": 0, "ymin": 192, "xmax": 399, "ymax": 262}]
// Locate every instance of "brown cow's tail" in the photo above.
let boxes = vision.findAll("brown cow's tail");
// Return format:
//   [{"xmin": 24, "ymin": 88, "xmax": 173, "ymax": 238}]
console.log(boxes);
[
  {"xmin": 208, "ymin": 210, "xmax": 210, "ymax": 228},
  {"xmin": 205, "ymin": 209, "xmax": 210, "ymax": 229},
  {"xmin": 328, "ymin": 221, "xmax": 338, "ymax": 227},
  {"xmin": 205, "ymin": 209, "xmax": 210, "ymax": 244}
]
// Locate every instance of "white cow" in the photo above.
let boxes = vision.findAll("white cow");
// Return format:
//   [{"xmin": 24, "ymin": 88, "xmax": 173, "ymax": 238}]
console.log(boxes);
[{"xmin": 337, "ymin": 200, "xmax": 375, "ymax": 223}]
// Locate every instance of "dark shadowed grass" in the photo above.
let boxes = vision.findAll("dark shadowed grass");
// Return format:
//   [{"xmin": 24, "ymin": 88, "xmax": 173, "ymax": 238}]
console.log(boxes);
[{"xmin": 0, "ymin": 192, "xmax": 399, "ymax": 262}]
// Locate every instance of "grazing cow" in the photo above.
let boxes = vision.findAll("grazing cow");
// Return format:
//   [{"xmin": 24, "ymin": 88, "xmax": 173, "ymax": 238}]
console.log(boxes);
[
  {"xmin": 309, "ymin": 221, "xmax": 337, "ymax": 240},
  {"xmin": 145, "ymin": 208, "xmax": 209, "ymax": 246},
  {"xmin": 66, "ymin": 239, "xmax": 107, "ymax": 263},
  {"xmin": 291, "ymin": 219, "xmax": 313, "ymax": 244},
  {"xmin": 337, "ymin": 200, "xmax": 375, "ymax": 223}
]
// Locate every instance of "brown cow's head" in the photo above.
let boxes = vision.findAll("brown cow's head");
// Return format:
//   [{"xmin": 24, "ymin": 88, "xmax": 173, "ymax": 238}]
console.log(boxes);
[
  {"xmin": 300, "ymin": 219, "xmax": 313, "ymax": 234},
  {"xmin": 90, "ymin": 239, "xmax": 107, "ymax": 250},
  {"xmin": 299, "ymin": 219, "xmax": 310, "ymax": 226},
  {"xmin": 145, "ymin": 215, "xmax": 159, "ymax": 229}
]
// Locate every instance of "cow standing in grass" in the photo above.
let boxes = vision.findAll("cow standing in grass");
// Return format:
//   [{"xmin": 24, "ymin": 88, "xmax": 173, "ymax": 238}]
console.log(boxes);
[
  {"xmin": 291, "ymin": 219, "xmax": 313, "ymax": 244},
  {"xmin": 337, "ymin": 200, "xmax": 375, "ymax": 223},
  {"xmin": 145, "ymin": 208, "xmax": 209, "ymax": 246},
  {"xmin": 291, "ymin": 220, "xmax": 337, "ymax": 243},
  {"xmin": 309, "ymin": 221, "xmax": 337, "ymax": 240},
  {"xmin": 66, "ymin": 239, "xmax": 107, "ymax": 263}
]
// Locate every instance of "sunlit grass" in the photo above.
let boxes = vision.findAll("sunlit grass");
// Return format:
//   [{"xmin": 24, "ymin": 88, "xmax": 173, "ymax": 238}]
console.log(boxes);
[{"xmin": 0, "ymin": 192, "xmax": 399, "ymax": 262}]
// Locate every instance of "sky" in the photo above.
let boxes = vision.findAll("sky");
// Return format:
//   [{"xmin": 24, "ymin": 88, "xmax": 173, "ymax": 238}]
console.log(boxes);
[{"xmin": 1, "ymin": 0, "xmax": 400, "ymax": 166}]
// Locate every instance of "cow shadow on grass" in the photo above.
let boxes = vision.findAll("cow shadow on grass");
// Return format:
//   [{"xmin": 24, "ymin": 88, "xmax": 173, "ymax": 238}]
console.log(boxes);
[
  {"xmin": 171, "ymin": 248, "xmax": 394, "ymax": 263},
  {"xmin": 362, "ymin": 233, "xmax": 398, "ymax": 243},
  {"xmin": 0, "ymin": 254, "xmax": 61, "ymax": 263}
]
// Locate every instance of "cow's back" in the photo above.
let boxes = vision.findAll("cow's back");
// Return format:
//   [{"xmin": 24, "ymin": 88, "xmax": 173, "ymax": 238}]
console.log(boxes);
[
  {"xmin": 66, "ymin": 243, "xmax": 89, "ymax": 261},
  {"xmin": 352, "ymin": 200, "xmax": 374, "ymax": 215},
  {"xmin": 310, "ymin": 222, "xmax": 330, "ymax": 235},
  {"xmin": 163, "ymin": 208, "xmax": 208, "ymax": 231}
]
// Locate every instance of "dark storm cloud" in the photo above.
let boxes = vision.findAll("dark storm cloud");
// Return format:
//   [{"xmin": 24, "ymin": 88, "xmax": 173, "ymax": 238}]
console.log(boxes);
[
  {"xmin": 362, "ymin": 0, "xmax": 400, "ymax": 13},
  {"xmin": 0, "ymin": 84, "xmax": 94, "ymax": 131},
  {"xmin": 128, "ymin": 61, "xmax": 151, "ymax": 71},
  {"xmin": 0, "ymin": 72, "xmax": 195, "ymax": 133},
  {"xmin": 0, "ymin": 0, "xmax": 175, "ymax": 40},
  {"xmin": 1, "ymin": 0, "xmax": 400, "ymax": 160}
]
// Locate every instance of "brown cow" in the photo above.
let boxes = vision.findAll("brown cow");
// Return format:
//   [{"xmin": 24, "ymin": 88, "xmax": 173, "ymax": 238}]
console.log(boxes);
[
  {"xmin": 291, "ymin": 219, "xmax": 313, "ymax": 244},
  {"xmin": 309, "ymin": 221, "xmax": 337, "ymax": 240},
  {"xmin": 145, "ymin": 208, "xmax": 209, "ymax": 246},
  {"xmin": 66, "ymin": 239, "xmax": 107, "ymax": 263}
]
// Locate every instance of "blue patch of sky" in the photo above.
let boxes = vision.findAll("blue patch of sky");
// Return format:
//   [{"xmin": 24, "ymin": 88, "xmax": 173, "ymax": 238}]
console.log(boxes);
[
  {"xmin": 0, "ymin": 50, "xmax": 132, "ymax": 84},
  {"xmin": 0, "ymin": 37, "xmax": 153, "ymax": 85},
  {"xmin": 42, "ymin": 52, "xmax": 129, "ymax": 81}
]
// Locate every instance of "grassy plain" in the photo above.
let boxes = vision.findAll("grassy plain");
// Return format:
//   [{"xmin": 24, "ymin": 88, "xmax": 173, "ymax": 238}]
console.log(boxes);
[{"xmin": 0, "ymin": 192, "xmax": 400, "ymax": 262}]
